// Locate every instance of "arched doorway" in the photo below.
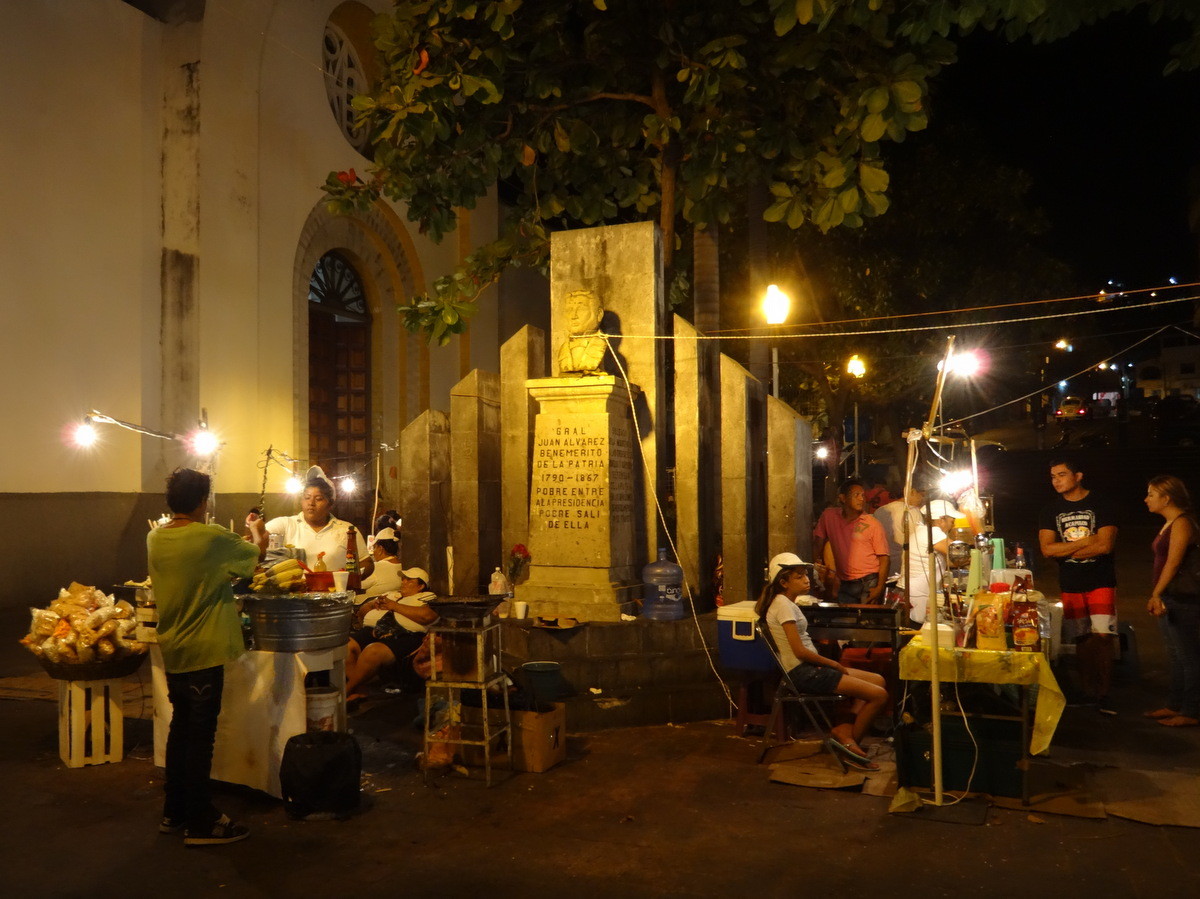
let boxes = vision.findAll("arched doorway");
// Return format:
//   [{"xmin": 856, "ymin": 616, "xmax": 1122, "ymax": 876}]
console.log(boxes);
[{"xmin": 308, "ymin": 249, "xmax": 372, "ymax": 528}]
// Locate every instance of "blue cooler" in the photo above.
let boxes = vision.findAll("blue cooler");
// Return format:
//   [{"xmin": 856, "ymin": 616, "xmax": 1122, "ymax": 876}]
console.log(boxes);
[{"xmin": 717, "ymin": 601, "xmax": 775, "ymax": 671}]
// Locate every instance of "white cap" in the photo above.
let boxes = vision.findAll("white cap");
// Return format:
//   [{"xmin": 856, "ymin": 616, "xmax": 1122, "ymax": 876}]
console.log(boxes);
[
  {"xmin": 925, "ymin": 500, "xmax": 961, "ymax": 520},
  {"xmin": 400, "ymin": 567, "xmax": 430, "ymax": 586},
  {"xmin": 374, "ymin": 527, "xmax": 397, "ymax": 542},
  {"xmin": 768, "ymin": 552, "xmax": 808, "ymax": 583}
]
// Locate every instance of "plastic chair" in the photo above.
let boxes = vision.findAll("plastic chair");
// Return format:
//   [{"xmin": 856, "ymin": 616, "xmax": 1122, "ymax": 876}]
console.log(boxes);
[{"xmin": 756, "ymin": 628, "xmax": 849, "ymax": 770}]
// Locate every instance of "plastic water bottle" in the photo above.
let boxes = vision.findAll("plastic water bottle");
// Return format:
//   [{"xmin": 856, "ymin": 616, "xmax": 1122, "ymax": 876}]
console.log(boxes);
[
  {"xmin": 642, "ymin": 548, "xmax": 685, "ymax": 621},
  {"xmin": 488, "ymin": 567, "xmax": 511, "ymax": 596}
]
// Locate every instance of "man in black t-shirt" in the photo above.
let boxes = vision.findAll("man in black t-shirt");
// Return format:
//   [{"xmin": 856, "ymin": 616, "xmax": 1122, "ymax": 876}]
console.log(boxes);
[{"xmin": 1038, "ymin": 457, "xmax": 1119, "ymax": 715}]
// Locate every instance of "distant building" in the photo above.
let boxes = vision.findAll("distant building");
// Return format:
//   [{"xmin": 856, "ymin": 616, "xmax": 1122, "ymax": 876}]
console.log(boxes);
[{"xmin": 1136, "ymin": 334, "xmax": 1200, "ymax": 399}]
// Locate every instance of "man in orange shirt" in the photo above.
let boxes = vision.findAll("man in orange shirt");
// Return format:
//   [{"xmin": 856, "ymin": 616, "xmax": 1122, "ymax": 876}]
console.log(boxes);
[{"xmin": 814, "ymin": 478, "xmax": 891, "ymax": 605}]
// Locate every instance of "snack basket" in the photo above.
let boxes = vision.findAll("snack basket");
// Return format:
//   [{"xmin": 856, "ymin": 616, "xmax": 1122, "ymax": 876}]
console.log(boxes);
[{"xmin": 37, "ymin": 651, "xmax": 148, "ymax": 682}]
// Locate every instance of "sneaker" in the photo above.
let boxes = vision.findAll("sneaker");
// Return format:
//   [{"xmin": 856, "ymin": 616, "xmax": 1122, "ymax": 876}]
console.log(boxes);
[
  {"xmin": 159, "ymin": 816, "xmax": 185, "ymax": 835},
  {"xmin": 184, "ymin": 814, "xmax": 250, "ymax": 846}
]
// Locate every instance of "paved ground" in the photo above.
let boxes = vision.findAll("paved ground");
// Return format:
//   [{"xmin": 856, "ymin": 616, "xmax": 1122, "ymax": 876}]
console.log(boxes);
[{"xmin": 6, "ymin": 438, "xmax": 1200, "ymax": 897}]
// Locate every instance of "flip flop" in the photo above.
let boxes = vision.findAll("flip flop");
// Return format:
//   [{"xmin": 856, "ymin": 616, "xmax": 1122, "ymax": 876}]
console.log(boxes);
[
  {"xmin": 840, "ymin": 755, "xmax": 881, "ymax": 772},
  {"xmin": 1143, "ymin": 708, "xmax": 1179, "ymax": 720},
  {"xmin": 1158, "ymin": 716, "xmax": 1200, "ymax": 728},
  {"xmin": 828, "ymin": 737, "xmax": 871, "ymax": 764}
]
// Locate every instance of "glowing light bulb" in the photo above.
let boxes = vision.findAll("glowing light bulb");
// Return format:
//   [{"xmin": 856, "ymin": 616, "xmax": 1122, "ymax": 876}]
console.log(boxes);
[
  {"xmin": 814, "ymin": 445, "xmax": 830, "ymax": 460},
  {"xmin": 941, "ymin": 470, "xmax": 974, "ymax": 497},
  {"xmin": 74, "ymin": 422, "xmax": 98, "ymax": 447},
  {"xmin": 285, "ymin": 476, "xmax": 303, "ymax": 494},
  {"xmin": 188, "ymin": 429, "xmax": 220, "ymax": 457},
  {"xmin": 846, "ymin": 354, "xmax": 866, "ymax": 378},
  {"xmin": 762, "ymin": 284, "xmax": 790, "ymax": 325},
  {"xmin": 339, "ymin": 477, "xmax": 358, "ymax": 494}
]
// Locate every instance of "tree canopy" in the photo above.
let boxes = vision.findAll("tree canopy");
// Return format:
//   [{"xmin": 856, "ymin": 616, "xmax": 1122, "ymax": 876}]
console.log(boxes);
[{"xmin": 324, "ymin": 0, "xmax": 1200, "ymax": 344}]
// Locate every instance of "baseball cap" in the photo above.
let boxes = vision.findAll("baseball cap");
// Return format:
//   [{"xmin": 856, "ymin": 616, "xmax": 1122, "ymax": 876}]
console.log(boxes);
[
  {"xmin": 925, "ymin": 500, "xmax": 961, "ymax": 520},
  {"xmin": 400, "ymin": 567, "xmax": 430, "ymax": 586},
  {"xmin": 768, "ymin": 552, "xmax": 809, "ymax": 582}
]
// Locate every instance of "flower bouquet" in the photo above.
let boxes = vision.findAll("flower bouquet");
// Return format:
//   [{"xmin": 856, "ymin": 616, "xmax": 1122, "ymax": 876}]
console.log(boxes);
[{"xmin": 507, "ymin": 543, "xmax": 532, "ymax": 585}]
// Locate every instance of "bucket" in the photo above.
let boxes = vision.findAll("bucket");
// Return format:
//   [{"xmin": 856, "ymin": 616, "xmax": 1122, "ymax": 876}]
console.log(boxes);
[
  {"xmin": 243, "ymin": 596, "xmax": 353, "ymax": 652},
  {"xmin": 305, "ymin": 686, "xmax": 340, "ymax": 733},
  {"xmin": 522, "ymin": 661, "xmax": 566, "ymax": 705}
]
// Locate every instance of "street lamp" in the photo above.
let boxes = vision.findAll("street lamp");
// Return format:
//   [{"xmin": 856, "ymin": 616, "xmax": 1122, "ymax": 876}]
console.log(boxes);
[
  {"xmin": 846, "ymin": 354, "xmax": 866, "ymax": 476},
  {"xmin": 762, "ymin": 284, "xmax": 791, "ymax": 398}
]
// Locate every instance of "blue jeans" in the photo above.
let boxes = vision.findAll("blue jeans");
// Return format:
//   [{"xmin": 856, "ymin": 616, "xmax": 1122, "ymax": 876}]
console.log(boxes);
[
  {"xmin": 837, "ymin": 573, "xmax": 879, "ymax": 605},
  {"xmin": 164, "ymin": 666, "xmax": 224, "ymax": 829},
  {"xmin": 1160, "ymin": 598, "xmax": 1200, "ymax": 718}
]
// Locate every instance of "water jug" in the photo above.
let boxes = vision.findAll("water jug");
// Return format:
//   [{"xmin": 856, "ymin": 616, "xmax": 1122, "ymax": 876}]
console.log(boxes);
[{"xmin": 642, "ymin": 549, "xmax": 685, "ymax": 621}]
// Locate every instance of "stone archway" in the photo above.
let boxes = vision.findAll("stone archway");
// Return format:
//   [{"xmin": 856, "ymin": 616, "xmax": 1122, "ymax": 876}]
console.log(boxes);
[{"xmin": 293, "ymin": 200, "xmax": 426, "ymax": 519}]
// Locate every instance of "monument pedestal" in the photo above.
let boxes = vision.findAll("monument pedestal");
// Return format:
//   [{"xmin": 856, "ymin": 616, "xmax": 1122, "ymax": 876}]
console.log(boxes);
[{"xmin": 516, "ymin": 376, "xmax": 640, "ymax": 622}]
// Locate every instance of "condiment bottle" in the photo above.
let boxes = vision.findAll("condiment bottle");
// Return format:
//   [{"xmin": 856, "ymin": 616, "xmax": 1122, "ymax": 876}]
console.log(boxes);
[
  {"xmin": 1013, "ymin": 546, "xmax": 1028, "ymax": 569},
  {"xmin": 345, "ymin": 525, "xmax": 362, "ymax": 591},
  {"xmin": 313, "ymin": 552, "xmax": 328, "ymax": 572}
]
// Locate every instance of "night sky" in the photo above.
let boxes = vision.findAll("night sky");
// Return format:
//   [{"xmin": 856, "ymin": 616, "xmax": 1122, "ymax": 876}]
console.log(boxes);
[{"xmin": 934, "ymin": 13, "xmax": 1200, "ymax": 292}]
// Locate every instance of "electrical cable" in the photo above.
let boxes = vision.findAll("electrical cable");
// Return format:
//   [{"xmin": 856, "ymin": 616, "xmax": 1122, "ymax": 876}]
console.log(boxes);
[{"xmin": 600, "ymin": 335, "xmax": 736, "ymax": 712}]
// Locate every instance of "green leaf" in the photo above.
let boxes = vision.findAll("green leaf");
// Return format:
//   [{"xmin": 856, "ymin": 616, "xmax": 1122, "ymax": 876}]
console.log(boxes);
[
  {"xmin": 763, "ymin": 198, "xmax": 791, "ymax": 222},
  {"xmin": 858, "ymin": 163, "xmax": 889, "ymax": 193},
  {"xmin": 865, "ymin": 87, "xmax": 889, "ymax": 114},
  {"xmin": 786, "ymin": 199, "xmax": 806, "ymax": 229},
  {"xmin": 861, "ymin": 112, "xmax": 887, "ymax": 142},
  {"xmin": 554, "ymin": 120, "xmax": 571, "ymax": 153},
  {"xmin": 891, "ymin": 80, "xmax": 922, "ymax": 108},
  {"xmin": 839, "ymin": 187, "xmax": 860, "ymax": 213}
]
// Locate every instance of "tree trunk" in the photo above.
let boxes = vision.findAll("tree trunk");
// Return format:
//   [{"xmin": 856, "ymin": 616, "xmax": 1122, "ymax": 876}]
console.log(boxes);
[{"xmin": 693, "ymin": 226, "xmax": 720, "ymax": 334}]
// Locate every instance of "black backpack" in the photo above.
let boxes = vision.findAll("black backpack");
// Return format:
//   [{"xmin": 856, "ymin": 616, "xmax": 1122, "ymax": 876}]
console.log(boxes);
[{"xmin": 280, "ymin": 731, "xmax": 362, "ymax": 820}]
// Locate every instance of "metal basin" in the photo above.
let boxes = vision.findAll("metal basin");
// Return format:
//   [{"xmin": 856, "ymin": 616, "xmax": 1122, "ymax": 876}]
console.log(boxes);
[{"xmin": 239, "ymin": 593, "xmax": 354, "ymax": 652}]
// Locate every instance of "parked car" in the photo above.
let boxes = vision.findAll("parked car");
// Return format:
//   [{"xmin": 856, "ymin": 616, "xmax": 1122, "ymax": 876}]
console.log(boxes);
[{"xmin": 1055, "ymin": 396, "xmax": 1089, "ymax": 420}]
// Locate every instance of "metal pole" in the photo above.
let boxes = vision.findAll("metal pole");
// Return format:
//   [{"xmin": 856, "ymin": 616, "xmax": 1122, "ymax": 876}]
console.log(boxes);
[
  {"xmin": 853, "ymin": 401, "xmax": 860, "ymax": 477},
  {"xmin": 771, "ymin": 345, "xmax": 779, "ymax": 399}
]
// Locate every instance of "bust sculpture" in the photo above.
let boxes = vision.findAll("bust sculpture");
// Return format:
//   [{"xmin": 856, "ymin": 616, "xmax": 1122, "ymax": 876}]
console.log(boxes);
[{"xmin": 556, "ymin": 288, "xmax": 608, "ymax": 374}]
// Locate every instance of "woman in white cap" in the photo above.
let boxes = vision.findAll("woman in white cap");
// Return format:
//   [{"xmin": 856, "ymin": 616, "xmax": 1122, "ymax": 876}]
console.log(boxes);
[
  {"xmin": 360, "ymin": 527, "xmax": 403, "ymax": 597},
  {"xmin": 345, "ymin": 566, "xmax": 437, "ymax": 703},
  {"xmin": 899, "ymin": 499, "xmax": 955, "ymax": 627},
  {"xmin": 264, "ymin": 467, "xmax": 371, "ymax": 576},
  {"xmin": 755, "ymin": 553, "xmax": 889, "ymax": 770}
]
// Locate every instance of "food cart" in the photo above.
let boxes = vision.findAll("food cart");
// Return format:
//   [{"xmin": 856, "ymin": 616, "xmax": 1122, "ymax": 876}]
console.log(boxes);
[{"xmin": 149, "ymin": 592, "xmax": 354, "ymax": 799}]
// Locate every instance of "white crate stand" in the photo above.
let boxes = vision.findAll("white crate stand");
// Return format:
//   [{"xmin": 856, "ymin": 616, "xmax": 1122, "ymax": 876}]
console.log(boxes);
[{"xmin": 58, "ymin": 678, "xmax": 124, "ymax": 767}]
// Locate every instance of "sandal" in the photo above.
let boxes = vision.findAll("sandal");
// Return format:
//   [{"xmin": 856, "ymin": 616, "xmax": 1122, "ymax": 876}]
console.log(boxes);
[
  {"xmin": 1143, "ymin": 708, "xmax": 1179, "ymax": 720},
  {"xmin": 840, "ymin": 754, "xmax": 881, "ymax": 772},
  {"xmin": 828, "ymin": 737, "xmax": 871, "ymax": 764}
]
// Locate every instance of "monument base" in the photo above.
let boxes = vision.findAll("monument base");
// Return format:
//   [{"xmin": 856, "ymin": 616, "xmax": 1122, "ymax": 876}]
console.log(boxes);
[{"xmin": 517, "ymin": 564, "xmax": 639, "ymax": 621}]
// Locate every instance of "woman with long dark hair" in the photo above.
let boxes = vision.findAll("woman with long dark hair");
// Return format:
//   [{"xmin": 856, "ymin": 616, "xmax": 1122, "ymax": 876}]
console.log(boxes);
[
  {"xmin": 756, "ymin": 554, "xmax": 889, "ymax": 769},
  {"xmin": 1144, "ymin": 475, "xmax": 1200, "ymax": 727}
]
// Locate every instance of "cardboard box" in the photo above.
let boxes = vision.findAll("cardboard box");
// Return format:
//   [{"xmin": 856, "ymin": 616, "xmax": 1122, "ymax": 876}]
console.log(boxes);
[{"xmin": 461, "ymin": 702, "xmax": 566, "ymax": 773}]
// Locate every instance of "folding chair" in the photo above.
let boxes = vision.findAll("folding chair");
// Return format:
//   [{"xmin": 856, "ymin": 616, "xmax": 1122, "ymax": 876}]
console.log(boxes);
[{"xmin": 756, "ymin": 627, "xmax": 849, "ymax": 771}]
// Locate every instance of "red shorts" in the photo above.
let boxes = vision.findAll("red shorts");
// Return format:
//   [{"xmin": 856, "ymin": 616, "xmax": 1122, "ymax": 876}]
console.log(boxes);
[{"xmin": 1060, "ymin": 587, "xmax": 1118, "ymax": 642}]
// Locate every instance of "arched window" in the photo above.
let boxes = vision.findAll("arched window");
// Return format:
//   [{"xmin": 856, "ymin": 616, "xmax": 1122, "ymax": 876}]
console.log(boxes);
[
  {"xmin": 308, "ymin": 252, "xmax": 371, "ymax": 523},
  {"xmin": 322, "ymin": 21, "xmax": 371, "ymax": 153}
]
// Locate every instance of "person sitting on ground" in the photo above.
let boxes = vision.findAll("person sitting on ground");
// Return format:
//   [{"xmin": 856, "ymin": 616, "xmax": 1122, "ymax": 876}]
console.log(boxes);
[
  {"xmin": 756, "ymin": 553, "xmax": 889, "ymax": 770},
  {"xmin": 358, "ymin": 528, "xmax": 402, "ymax": 597},
  {"xmin": 345, "ymin": 567, "xmax": 437, "ymax": 704}
]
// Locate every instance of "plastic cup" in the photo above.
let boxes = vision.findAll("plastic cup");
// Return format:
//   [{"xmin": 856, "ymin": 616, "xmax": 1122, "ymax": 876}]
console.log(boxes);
[
  {"xmin": 331, "ymin": 570, "xmax": 349, "ymax": 593},
  {"xmin": 513, "ymin": 601, "xmax": 529, "ymax": 620}
]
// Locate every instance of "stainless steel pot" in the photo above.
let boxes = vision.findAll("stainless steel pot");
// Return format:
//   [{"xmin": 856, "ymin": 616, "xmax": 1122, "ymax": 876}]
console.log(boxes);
[{"xmin": 239, "ymin": 593, "xmax": 354, "ymax": 652}]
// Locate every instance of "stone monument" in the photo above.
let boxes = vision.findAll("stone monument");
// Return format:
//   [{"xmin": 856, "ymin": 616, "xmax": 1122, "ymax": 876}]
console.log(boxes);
[{"xmin": 515, "ymin": 374, "xmax": 640, "ymax": 620}]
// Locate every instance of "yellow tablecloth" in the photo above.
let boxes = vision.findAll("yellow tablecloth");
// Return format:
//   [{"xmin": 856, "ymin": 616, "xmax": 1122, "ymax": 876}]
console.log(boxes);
[{"xmin": 899, "ymin": 635, "xmax": 1065, "ymax": 755}]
